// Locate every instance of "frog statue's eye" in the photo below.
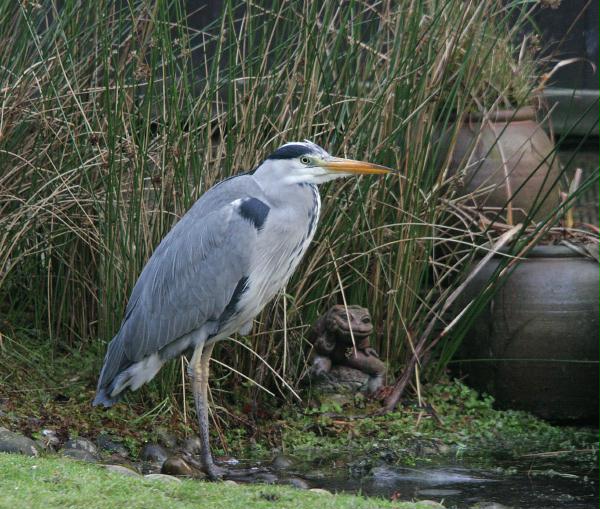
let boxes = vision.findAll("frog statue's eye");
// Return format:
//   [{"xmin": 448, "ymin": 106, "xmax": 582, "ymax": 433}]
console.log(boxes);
[
  {"xmin": 362, "ymin": 317, "xmax": 371, "ymax": 324},
  {"xmin": 300, "ymin": 155, "xmax": 311, "ymax": 165}
]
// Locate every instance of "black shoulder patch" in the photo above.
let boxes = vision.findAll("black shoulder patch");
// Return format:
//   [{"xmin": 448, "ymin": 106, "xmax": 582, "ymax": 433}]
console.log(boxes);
[
  {"xmin": 267, "ymin": 144, "xmax": 313, "ymax": 160},
  {"xmin": 238, "ymin": 197, "xmax": 270, "ymax": 230}
]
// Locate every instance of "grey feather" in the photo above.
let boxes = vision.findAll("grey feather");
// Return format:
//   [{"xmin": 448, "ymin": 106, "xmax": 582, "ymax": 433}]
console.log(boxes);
[{"xmin": 95, "ymin": 175, "xmax": 268, "ymax": 397}]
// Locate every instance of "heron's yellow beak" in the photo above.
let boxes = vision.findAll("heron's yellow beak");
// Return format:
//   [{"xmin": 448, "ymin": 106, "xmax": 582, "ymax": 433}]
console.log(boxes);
[{"xmin": 318, "ymin": 157, "xmax": 395, "ymax": 175}]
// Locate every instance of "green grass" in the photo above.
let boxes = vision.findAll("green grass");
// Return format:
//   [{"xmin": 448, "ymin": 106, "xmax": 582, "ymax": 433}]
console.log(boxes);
[{"xmin": 0, "ymin": 453, "xmax": 438, "ymax": 509}]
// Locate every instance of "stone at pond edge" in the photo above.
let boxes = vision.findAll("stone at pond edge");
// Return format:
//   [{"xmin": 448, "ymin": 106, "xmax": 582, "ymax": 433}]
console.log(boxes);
[
  {"xmin": 309, "ymin": 488, "xmax": 332, "ymax": 496},
  {"xmin": 39, "ymin": 429, "xmax": 60, "ymax": 450},
  {"xmin": 140, "ymin": 443, "xmax": 170, "ymax": 465},
  {"xmin": 270, "ymin": 454, "xmax": 295, "ymax": 471},
  {"xmin": 280, "ymin": 477, "xmax": 310, "ymax": 489},
  {"xmin": 96, "ymin": 434, "xmax": 129, "ymax": 457},
  {"xmin": 144, "ymin": 473, "xmax": 182, "ymax": 484},
  {"xmin": 0, "ymin": 427, "xmax": 40, "ymax": 457},
  {"xmin": 161, "ymin": 455, "xmax": 206, "ymax": 479},
  {"xmin": 64, "ymin": 437, "xmax": 98, "ymax": 455},
  {"xmin": 181, "ymin": 436, "xmax": 202, "ymax": 455},
  {"xmin": 253, "ymin": 472, "xmax": 279, "ymax": 484},
  {"xmin": 61, "ymin": 448, "xmax": 99, "ymax": 462},
  {"xmin": 102, "ymin": 464, "xmax": 141, "ymax": 477}
]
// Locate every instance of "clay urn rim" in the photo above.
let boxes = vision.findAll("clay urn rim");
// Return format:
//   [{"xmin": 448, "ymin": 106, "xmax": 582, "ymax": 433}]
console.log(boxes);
[
  {"xmin": 493, "ymin": 244, "xmax": 591, "ymax": 259},
  {"xmin": 449, "ymin": 106, "xmax": 536, "ymax": 123}
]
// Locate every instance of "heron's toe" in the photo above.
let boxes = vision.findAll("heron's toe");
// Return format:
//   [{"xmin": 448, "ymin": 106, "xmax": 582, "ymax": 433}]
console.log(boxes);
[{"xmin": 204, "ymin": 462, "xmax": 226, "ymax": 481}]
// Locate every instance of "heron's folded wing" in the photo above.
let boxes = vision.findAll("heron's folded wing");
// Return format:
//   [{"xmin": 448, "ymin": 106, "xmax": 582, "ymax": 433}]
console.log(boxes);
[{"xmin": 118, "ymin": 199, "xmax": 259, "ymax": 362}]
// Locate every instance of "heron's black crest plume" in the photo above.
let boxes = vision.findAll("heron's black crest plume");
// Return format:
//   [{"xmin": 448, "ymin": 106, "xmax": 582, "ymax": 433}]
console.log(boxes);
[{"xmin": 266, "ymin": 143, "xmax": 315, "ymax": 160}]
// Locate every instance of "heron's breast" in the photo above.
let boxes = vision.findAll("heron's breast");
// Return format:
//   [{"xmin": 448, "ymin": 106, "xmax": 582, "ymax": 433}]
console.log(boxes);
[{"xmin": 236, "ymin": 186, "xmax": 320, "ymax": 320}]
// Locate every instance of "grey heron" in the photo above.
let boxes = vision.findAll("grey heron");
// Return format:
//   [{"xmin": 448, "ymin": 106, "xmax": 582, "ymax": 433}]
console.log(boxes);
[{"xmin": 93, "ymin": 140, "xmax": 395, "ymax": 479}]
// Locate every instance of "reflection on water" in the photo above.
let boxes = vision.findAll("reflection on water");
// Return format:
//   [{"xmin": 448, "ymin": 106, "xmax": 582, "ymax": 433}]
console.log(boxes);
[{"xmin": 297, "ymin": 453, "xmax": 598, "ymax": 509}]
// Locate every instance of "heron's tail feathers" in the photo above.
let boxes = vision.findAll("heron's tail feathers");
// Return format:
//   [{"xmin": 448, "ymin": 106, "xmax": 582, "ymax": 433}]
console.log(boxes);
[
  {"xmin": 93, "ymin": 333, "xmax": 129, "ymax": 407},
  {"xmin": 92, "ymin": 388, "xmax": 121, "ymax": 407},
  {"xmin": 94, "ymin": 334, "xmax": 164, "ymax": 407}
]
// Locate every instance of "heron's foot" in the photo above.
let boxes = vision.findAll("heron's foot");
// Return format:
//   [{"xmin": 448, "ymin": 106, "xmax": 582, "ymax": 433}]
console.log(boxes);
[{"xmin": 203, "ymin": 461, "xmax": 226, "ymax": 481}]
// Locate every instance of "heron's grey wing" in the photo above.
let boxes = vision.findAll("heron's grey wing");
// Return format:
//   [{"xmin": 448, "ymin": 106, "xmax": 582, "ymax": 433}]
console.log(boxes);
[{"xmin": 118, "ymin": 201, "xmax": 258, "ymax": 363}]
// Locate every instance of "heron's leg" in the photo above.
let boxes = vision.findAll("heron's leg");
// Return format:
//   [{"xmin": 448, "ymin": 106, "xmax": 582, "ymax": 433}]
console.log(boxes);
[{"xmin": 190, "ymin": 342, "xmax": 223, "ymax": 480}]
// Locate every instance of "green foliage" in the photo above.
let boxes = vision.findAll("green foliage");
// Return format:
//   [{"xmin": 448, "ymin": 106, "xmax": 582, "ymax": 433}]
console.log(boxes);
[{"xmin": 273, "ymin": 379, "xmax": 598, "ymax": 469}]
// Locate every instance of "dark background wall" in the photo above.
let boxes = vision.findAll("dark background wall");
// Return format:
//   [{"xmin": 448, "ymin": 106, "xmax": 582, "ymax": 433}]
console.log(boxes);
[{"xmin": 533, "ymin": 0, "xmax": 598, "ymax": 90}]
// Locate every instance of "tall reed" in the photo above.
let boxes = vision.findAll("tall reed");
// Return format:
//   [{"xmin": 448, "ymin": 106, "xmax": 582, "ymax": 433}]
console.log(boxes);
[{"xmin": 1, "ymin": 0, "xmax": 594, "ymax": 413}]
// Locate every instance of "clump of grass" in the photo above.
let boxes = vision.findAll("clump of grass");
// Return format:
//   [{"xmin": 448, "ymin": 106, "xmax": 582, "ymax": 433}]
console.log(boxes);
[
  {"xmin": 0, "ymin": 0, "xmax": 596, "ymax": 432},
  {"xmin": 2, "ymin": 452, "xmax": 425, "ymax": 509}
]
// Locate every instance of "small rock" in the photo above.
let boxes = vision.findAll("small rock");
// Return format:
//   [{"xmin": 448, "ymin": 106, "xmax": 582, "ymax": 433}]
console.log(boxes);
[
  {"xmin": 144, "ymin": 473, "xmax": 182, "ymax": 484},
  {"xmin": 61, "ymin": 448, "xmax": 98, "ymax": 462},
  {"xmin": 254, "ymin": 472, "xmax": 278, "ymax": 484},
  {"xmin": 64, "ymin": 437, "xmax": 98, "ymax": 455},
  {"xmin": 161, "ymin": 456, "xmax": 195, "ymax": 477},
  {"xmin": 102, "ymin": 464, "xmax": 141, "ymax": 477},
  {"xmin": 139, "ymin": 462, "xmax": 161, "ymax": 475},
  {"xmin": 309, "ymin": 488, "xmax": 332, "ymax": 495},
  {"xmin": 416, "ymin": 501, "xmax": 446, "ymax": 508},
  {"xmin": 181, "ymin": 436, "xmax": 202, "ymax": 455},
  {"xmin": 39, "ymin": 429, "xmax": 60, "ymax": 450},
  {"xmin": 155, "ymin": 428, "xmax": 177, "ymax": 449},
  {"xmin": 96, "ymin": 434, "xmax": 129, "ymax": 457},
  {"xmin": 271, "ymin": 454, "xmax": 294, "ymax": 471},
  {"xmin": 223, "ymin": 480, "xmax": 238, "ymax": 486},
  {"xmin": 140, "ymin": 443, "xmax": 169, "ymax": 465},
  {"xmin": 281, "ymin": 477, "xmax": 310, "ymax": 489},
  {"xmin": 0, "ymin": 427, "xmax": 40, "ymax": 457}
]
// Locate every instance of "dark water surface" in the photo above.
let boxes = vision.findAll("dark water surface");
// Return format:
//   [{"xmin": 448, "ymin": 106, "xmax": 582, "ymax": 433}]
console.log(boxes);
[{"xmin": 285, "ymin": 452, "xmax": 599, "ymax": 509}]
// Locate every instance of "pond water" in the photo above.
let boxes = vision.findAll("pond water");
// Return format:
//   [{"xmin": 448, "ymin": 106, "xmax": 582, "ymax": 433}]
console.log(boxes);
[
  {"xmin": 307, "ymin": 457, "xmax": 598, "ymax": 508},
  {"xmin": 224, "ymin": 448, "xmax": 598, "ymax": 509}
]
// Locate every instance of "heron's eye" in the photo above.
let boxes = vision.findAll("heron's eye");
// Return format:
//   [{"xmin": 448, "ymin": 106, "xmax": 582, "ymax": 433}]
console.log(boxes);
[{"xmin": 300, "ymin": 156, "xmax": 311, "ymax": 165}]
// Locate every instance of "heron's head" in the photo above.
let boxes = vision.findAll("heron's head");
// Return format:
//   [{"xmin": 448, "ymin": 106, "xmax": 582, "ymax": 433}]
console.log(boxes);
[{"xmin": 255, "ymin": 141, "xmax": 396, "ymax": 185}]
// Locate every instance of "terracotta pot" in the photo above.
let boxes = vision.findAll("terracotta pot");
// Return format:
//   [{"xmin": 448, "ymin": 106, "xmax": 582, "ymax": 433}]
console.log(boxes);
[
  {"xmin": 453, "ymin": 245, "xmax": 599, "ymax": 423},
  {"xmin": 438, "ymin": 107, "xmax": 562, "ymax": 222}
]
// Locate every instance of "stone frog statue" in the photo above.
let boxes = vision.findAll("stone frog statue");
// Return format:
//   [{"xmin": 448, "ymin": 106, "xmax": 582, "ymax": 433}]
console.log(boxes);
[{"xmin": 308, "ymin": 304, "xmax": 386, "ymax": 394}]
